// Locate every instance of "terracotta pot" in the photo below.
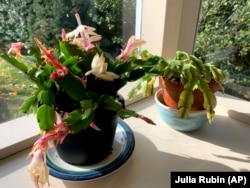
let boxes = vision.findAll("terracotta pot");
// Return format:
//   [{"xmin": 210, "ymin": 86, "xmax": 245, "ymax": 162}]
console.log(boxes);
[{"xmin": 159, "ymin": 76, "xmax": 220, "ymax": 111}]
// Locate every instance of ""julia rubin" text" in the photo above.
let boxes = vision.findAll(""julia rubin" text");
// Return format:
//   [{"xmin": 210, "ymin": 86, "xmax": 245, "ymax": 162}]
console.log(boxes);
[{"xmin": 175, "ymin": 176, "xmax": 225, "ymax": 184}]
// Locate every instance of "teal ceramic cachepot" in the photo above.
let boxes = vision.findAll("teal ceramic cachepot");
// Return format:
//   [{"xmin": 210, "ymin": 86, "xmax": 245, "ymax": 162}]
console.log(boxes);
[{"xmin": 155, "ymin": 89, "xmax": 208, "ymax": 131}]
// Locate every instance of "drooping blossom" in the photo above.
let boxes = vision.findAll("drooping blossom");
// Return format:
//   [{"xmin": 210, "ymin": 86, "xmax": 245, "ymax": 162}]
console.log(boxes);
[
  {"xmin": 65, "ymin": 9, "xmax": 101, "ymax": 51},
  {"xmin": 90, "ymin": 122, "xmax": 101, "ymax": 131},
  {"xmin": 137, "ymin": 114, "xmax": 156, "ymax": 125},
  {"xmin": 34, "ymin": 37, "xmax": 68, "ymax": 80},
  {"xmin": 61, "ymin": 28, "xmax": 67, "ymax": 41},
  {"xmin": 28, "ymin": 149, "xmax": 50, "ymax": 188},
  {"xmin": 116, "ymin": 36, "xmax": 146, "ymax": 60},
  {"xmin": 7, "ymin": 42, "xmax": 24, "ymax": 57},
  {"xmin": 29, "ymin": 112, "xmax": 71, "ymax": 156},
  {"xmin": 85, "ymin": 53, "xmax": 119, "ymax": 81},
  {"xmin": 28, "ymin": 113, "xmax": 71, "ymax": 187}
]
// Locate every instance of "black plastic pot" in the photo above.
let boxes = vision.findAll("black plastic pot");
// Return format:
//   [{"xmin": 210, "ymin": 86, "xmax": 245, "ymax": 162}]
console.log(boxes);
[{"xmin": 55, "ymin": 107, "xmax": 119, "ymax": 165}]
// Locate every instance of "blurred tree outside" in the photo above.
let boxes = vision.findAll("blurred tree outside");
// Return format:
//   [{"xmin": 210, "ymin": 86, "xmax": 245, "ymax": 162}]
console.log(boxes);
[
  {"xmin": 195, "ymin": 0, "xmax": 250, "ymax": 100},
  {"xmin": 27, "ymin": 0, "xmax": 136, "ymax": 56},
  {"xmin": 0, "ymin": 0, "xmax": 32, "ymax": 51},
  {"xmin": 0, "ymin": 0, "xmax": 136, "ymax": 123},
  {"xmin": 27, "ymin": 0, "xmax": 71, "ymax": 47}
]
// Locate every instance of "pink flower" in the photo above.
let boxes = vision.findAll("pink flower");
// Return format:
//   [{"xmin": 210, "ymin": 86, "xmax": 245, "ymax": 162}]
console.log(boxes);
[
  {"xmin": 61, "ymin": 29, "xmax": 67, "ymax": 41},
  {"xmin": 137, "ymin": 114, "xmax": 156, "ymax": 125},
  {"xmin": 90, "ymin": 122, "xmax": 101, "ymax": 131},
  {"xmin": 29, "ymin": 113, "xmax": 71, "ymax": 156},
  {"xmin": 27, "ymin": 113, "xmax": 71, "ymax": 187},
  {"xmin": 29, "ymin": 136, "xmax": 51, "ymax": 156},
  {"xmin": 116, "ymin": 36, "xmax": 146, "ymax": 60},
  {"xmin": 50, "ymin": 69, "xmax": 68, "ymax": 81},
  {"xmin": 7, "ymin": 42, "xmax": 24, "ymax": 57},
  {"xmin": 34, "ymin": 37, "xmax": 68, "ymax": 80},
  {"xmin": 52, "ymin": 112, "xmax": 72, "ymax": 145},
  {"xmin": 65, "ymin": 10, "xmax": 101, "ymax": 51},
  {"xmin": 28, "ymin": 149, "xmax": 50, "ymax": 188}
]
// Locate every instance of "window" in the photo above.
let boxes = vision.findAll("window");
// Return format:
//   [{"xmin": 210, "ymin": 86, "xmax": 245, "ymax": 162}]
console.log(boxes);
[
  {"xmin": 194, "ymin": 0, "xmax": 250, "ymax": 101},
  {"xmin": 0, "ymin": 0, "xmax": 137, "ymax": 123},
  {"xmin": 4, "ymin": 0, "xmax": 246, "ymax": 159},
  {"xmin": 0, "ymin": 0, "xmax": 201, "ymax": 158},
  {"xmin": 0, "ymin": 0, "xmax": 202, "ymax": 124}
]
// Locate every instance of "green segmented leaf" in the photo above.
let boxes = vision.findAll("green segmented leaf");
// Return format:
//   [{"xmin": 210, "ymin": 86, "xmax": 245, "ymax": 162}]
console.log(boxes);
[
  {"xmin": 40, "ymin": 90, "xmax": 55, "ymax": 105},
  {"xmin": 56, "ymin": 72, "xmax": 86, "ymax": 101},
  {"xmin": 59, "ymin": 41, "xmax": 71, "ymax": 59},
  {"xmin": 217, "ymin": 68, "xmax": 226, "ymax": 81},
  {"xmin": 19, "ymin": 95, "xmax": 38, "ymax": 114},
  {"xmin": 163, "ymin": 66, "xmax": 172, "ymax": 79},
  {"xmin": 198, "ymin": 78, "xmax": 217, "ymax": 123},
  {"xmin": 142, "ymin": 76, "xmax": 155, "ymax": 96},
  {"xmin": 204, "ymin": 65, "xmax": 212, "ymax": 83},
  {"xmin": 209, "ymin": 65, "xmax": 225, "ymax": 82},
  {"xmin": 59, "ymin": 41, "xmax": 86, "ymax": 59},
  {"xmin": 64, "ymin": 109, "xmax": 83, "ymax": 125},
  {"xmin": 1, "ymin": 53, "xmax": 28, "ymax": 73},
  {"xmin": 102, "ymin": 95, "xmax": 123, "ymax": 111},
  {"xmin": 117, "ymin": 108, "xmax": 138, "ymax": 119},
  {"xmin": 183, "ymin": 68, "xmax": 192, "ymax": 83},
  {"xmin": 177, "ymin": 79, "xmax": 197, "ymax": 118},
  {"xmin": 36, "ymin": 104, "xmax": 55, "ymax": 131},
  {"xmin": 128, "ymin": 87, "xmax": 139, "ymax": 99},
  {"xmin": 190, "ymin": 55, "xmax": 205, "ymax": 72},
  {"xmin": 126, "ymin": 68, "xmax": 145, "ymax": 81},
  {"xmin": 176, "ymin": 51, "xmax": 190, "ymax": 60},
  {"xmin": 177, "ymin": 88, "xmax": 194, "ymax": 118},
  {"xmin": 115, "ymin": 62, "xmax": 132, "ymax": 74},
  {"xmin": 80, "ymin": 100, "xmax": 93, "ymax": 118},
  {"xmin": 207, "ymin": 109, "xmax": 215, "ymax": 124},
  {"xmin": 210, "ymin": 66, "xmax": 219, "ymax": 81},
  {"xmin": 203, "ymin": 90, "xmax": 217, "ymax": 109},
  {"xmin": 64, "ymin": 109, "xmax": 93, "ymax": 133}
]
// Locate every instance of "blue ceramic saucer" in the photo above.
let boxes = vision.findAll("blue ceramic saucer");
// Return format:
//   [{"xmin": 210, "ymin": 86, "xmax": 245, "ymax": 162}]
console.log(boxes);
[{"xmin": 46, "ymin": 119, "xmax": 135, "ymax": 181}]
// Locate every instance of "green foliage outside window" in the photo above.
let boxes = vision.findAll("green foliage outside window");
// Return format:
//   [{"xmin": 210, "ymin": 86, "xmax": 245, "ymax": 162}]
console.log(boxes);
[
  {"xmin": 195, "ymin": 0, "xmax": 250, "ymax": 100},
  {"xmin": 196, "ymin": 0, "xmax": 250, "ymax": 66},
  {"xmin": 0, "ymin": 0, "xmax": 32, "ymax": 51},
  {"xmin": 0, "ymin": 0, "xmax": 135, "ymax": 123},
  {"xmin": 0, "ymin": 0, "xmax": 135, "ymax": 56}
]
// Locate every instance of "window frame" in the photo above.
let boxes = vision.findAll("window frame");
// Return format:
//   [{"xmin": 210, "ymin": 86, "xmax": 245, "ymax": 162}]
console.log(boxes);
[{"xmin": 0, "ymin": 0, "xmax": 202, "ymax": 159}]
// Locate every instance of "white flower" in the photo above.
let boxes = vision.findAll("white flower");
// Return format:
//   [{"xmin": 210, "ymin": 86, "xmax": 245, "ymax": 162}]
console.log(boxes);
[
  {"xmin": 85, "ymin": 53, "xmax": 119, "ymax": 81},
  {"xmin": 28, "ymin": 149, "xmax": 50, "ymax": 188},
  {"xmin": 66, "ymin": 11, "xmax": 101, "ymax": 51}
]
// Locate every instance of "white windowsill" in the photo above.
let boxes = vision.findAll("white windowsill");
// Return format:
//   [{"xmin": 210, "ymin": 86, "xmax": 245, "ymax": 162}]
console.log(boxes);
[
  {"xmin": 0, "ymin": 82, "xmax": 157, "ymax": 160},
  {"xmin": 1, "ymin": 89, "xmax": 250, "ymax": 160}
]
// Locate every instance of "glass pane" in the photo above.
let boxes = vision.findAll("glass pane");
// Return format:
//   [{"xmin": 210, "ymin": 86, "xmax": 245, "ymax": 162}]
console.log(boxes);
[
  {"xmin": 194, "ymin": 0, "xmax": 250, "ymax": 101},
  {"xmin": 0, "ymin": 0, "xmax": 136, "ymax": 123}
]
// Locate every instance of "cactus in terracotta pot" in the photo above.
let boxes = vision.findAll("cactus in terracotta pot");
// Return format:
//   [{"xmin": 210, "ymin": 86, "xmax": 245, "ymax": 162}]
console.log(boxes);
[{"xmin": 129, "ymin": 50, "xmax": 226, "ymax": 123}]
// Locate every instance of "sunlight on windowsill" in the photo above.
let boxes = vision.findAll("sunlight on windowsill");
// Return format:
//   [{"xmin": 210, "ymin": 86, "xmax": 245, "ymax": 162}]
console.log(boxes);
[{"xmin": 0, "ymin": 81, "xmax": 157, "ymax": 159}]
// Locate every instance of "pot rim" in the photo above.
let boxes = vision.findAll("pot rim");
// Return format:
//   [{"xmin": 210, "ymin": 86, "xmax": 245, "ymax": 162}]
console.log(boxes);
[{"xmin": 154, "ymin": 89, "xmax": 207, "ymax": 115}]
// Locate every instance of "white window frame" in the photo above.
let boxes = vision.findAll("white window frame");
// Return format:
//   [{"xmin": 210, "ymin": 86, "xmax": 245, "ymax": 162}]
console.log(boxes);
[{"xmin": 0, "ymin": 0, "xmax": 201, "ymax": 159}]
